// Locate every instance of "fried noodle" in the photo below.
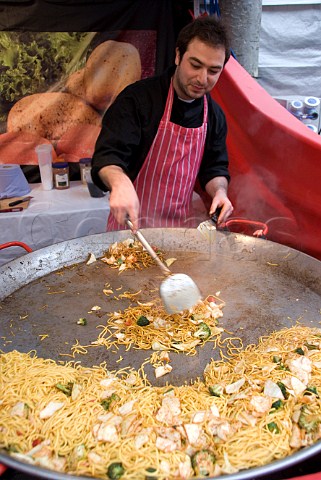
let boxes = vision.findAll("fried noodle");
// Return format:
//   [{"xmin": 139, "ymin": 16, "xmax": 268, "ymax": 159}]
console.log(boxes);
[{"xmin": 1, "ymin": 325, "xmax": 321, "ymax": 479}]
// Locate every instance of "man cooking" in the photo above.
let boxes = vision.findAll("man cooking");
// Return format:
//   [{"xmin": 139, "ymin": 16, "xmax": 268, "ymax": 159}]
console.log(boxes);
[{"xmin": 91, "ymin": 15, "xmax": 234, "ymax": 232}]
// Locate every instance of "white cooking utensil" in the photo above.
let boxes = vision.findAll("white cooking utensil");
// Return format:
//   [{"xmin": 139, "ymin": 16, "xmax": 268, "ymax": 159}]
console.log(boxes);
[{"xmin": 125, "ymin": 219, "xmax": 202, "ymax": 314}]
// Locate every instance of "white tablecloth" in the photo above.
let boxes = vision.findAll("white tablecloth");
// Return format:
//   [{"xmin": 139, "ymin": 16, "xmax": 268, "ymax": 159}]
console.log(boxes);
[{"xmin": 0, "ymin": 181, "xmax": 110, "ymax": 267}]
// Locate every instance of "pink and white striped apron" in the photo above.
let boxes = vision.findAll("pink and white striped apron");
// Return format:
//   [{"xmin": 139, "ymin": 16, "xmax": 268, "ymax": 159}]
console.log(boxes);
[{"xmin": 107, "ymin": 80, "xmax": 208, "ymax": 230}]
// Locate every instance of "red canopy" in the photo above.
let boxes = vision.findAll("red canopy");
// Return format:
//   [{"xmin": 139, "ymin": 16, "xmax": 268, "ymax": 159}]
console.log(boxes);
[{"xmin": 212, "ymin": 57, "xmax": 321, "ymax": 260}]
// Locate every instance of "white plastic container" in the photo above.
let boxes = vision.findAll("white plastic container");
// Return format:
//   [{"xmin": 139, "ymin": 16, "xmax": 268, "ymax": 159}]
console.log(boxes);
[
  {"xmin": 0, "ymin": 164, "xmax": 31, "ymax": 199},
  {"xmin": 35, "ymin": 144, "xmax": 53, "ymax": 191}
]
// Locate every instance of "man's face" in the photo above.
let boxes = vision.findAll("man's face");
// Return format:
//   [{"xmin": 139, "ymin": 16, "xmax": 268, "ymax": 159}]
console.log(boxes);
[{"xmin": 173, "ymin": 38, "xmax": 226, "ymax": 101}]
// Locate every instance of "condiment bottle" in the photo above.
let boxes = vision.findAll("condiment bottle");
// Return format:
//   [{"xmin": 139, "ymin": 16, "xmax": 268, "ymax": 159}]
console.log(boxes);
[
  {"xmin": 52, "ymin": 162, "xmax": 70, "ymax": 190},
  {"xmin": 288, "ymin": 99, "xmax": 303, "ymax": 119},
  {"xmin": 303, "ymin": 96, "xmax": 320, "ymax": 120},
  {"xmin": 79, "ymin": 158, "xmax": 92, "ymax": 184}
]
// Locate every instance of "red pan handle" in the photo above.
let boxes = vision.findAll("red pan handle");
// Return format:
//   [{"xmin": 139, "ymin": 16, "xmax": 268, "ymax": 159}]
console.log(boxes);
[
  {"xmin": 0, "ymin": 241, "xmax": 33, "ymax": 252},
  {"xmin": 222, "ymin": 218, "xmax": 268, "ymax": 238}
]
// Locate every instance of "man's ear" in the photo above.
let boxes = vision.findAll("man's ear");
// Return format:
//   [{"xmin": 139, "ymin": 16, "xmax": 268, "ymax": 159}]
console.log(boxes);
[{"xmin": 174, "ymin": 47, "xmax": 180, "ymax": 66}]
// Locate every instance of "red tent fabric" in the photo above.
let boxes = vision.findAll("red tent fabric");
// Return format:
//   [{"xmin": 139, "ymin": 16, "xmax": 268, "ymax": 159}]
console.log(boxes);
[{"xmin": 212, "ymin": 57, "xmax": 321, "ymax": 261}]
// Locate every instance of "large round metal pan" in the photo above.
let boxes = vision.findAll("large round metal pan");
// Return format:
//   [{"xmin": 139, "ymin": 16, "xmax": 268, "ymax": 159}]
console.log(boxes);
[{"xmin": 1, "ymin": 228, "xmax": 321, "ymax": 479}]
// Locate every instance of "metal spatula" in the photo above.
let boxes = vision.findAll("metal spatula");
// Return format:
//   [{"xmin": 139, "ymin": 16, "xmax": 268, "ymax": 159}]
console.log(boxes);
[
  {"xmin": 197, "ymin": 207, "xmax": 221, "ymax": 240},
  {"xmin": 125, "ymin": 219, "xmax": 202, "ymax": 314}
]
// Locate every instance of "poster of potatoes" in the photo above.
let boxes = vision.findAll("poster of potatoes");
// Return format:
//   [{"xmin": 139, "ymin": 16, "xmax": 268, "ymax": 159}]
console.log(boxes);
[{"xmin": 0, "ymin": 30, "xmax": 156, "ymax": 178}]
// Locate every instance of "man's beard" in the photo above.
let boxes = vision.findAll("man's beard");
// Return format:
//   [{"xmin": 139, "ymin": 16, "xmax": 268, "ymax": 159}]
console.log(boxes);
[{"xmin": 175, "ymin": 72, "xmax": 206, "ymax": 100}]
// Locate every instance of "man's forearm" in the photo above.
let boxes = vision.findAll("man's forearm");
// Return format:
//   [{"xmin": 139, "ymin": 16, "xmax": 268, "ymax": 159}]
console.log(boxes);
[
  {"xmin": 99, "ymin": 165, "xmax": 140, "ymax": 229},
  {"xmin": 98, "ymin": 165, "xmax": 127, "ymax": 191},
  {"xmin": 205, "ymin": 176, "xmax": 229, "ymax": 198}
]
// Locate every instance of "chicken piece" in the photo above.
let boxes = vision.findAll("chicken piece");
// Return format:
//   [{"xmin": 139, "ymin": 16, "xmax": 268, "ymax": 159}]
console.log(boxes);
[
  {"xmin": 24, "ymin": 441, "xmax": 66, "ymax": 471},
  {"xmin": 286, "ymin": 356, "xmax": 312, "ymax": 385},
  {"xmin": 238, "ymin": 411, "xmax": 257, "ymax": 427},
  {"xmin": 100, "ymin": 377, "xmax": 117, "ymax": 388},
  {"xmin": 156, "ymin": 436, "xmax": 178, "ymax": 452},
  {"xmin": 156, "ymin": 427, "xmax": 182, "ymax": 452},
  {"xmin": 134, "ymin": 427, "xmax": 152, "ymax": 449},
  {"xmin": 155, "ymin": 365, "xmax": 172, "ymax": 378},
  {"xmin": 121, "ymin": 413, "xmax": 142, "ymax": 436},
  {"xmin": 207, "ymin": 418, "xmax": 233, "ymax": 441},
  {"xmin": 209, "ymin": 404, "xmax": 220, "ymax": 418},
  {"xmin": 263, "ymin": 379, "xmax": 285, "ymax": 399},
  {"xmin": 71, "ymin": 383, "xmax": 82, "ymax": 401},
  {"xmin": 192, "ymin": 411, "xmax": 207, "ymax": 423},
  {"xmin": 36, "ymin": 455, "xmax": 66, "ymax": 471},
  {"xmin": 88, "ymin": 452, "xmax": 104, "ymax": 463},
  {"xmin": 156, "ymin": 396, "xmax": 181, "ymax": 425},
  {"xmin": 102, "ymin": 255, "xmax": 116, "ymax": 265},
  {"xmin": 97, "ymin": 412, "xmax": 122, "ymax": 424},
  {"xmin": 152, "ymin": 341, "xmax": 168, "ymax": 351},
  {"xmin": 101, "ymin": 388, "xmax": 118, "ymax": 399},
  {"xmin": 160, "ymin": 460, "xmax": 171, "ymax": 476},
  {"xmin": 221, "ymin": 451, "xmax": 238, "ymax": 474},
  {"xmin": 177, "ymin": 455, "xmax": 194, "ymax": 479},
  {"xmin": 289, "ymin": 423, "xmax": 304, "ymax": 448},
  {"xmin": 249, "ymin": 396, "xmax": 272, "ymax": 415},
  {"xmin": 159, "ymin": 351, "xmax": 171, "ymax": 362},
  {"xmin": 225, "ymin": 378, "xmax": 245, "ymax": 394},
  {"xmin": 72, "ymin": 444, "xmax": 86, "ymax": 462},
  {"xmin": 125, "ymin": 372, "xmax": 137, "ymax": 385},
  {"xmin": 10, "ymin": 401, "xmax": 28, "ymax": 418},
  {"xmin": 118, "ymin": 399, "xmax": 136, "ymax": 416},
  {"xmin": 92, "ymin": 422, "xmax": 119, "ymax": 442},
  {"xmin": 233, "ymin": 360, "xmax": 246, "ymax": 375},
  {"xmin": 184, "ymin": 424, "xmax": 202, "ymax": 445},
  {"xmin": 283, "ymin": 376, "xmax": 307, "ymax": 396},
  {"xmin": 27, "ymin": 441, "xmax": 51, "ymax": 457},
  {"xmin": 39, "ymin": 402, "xmax": 64, "ymax": 419},
  {"xmin": 153, "ymin": 318, "xmax": 170, "ymax": 329}
]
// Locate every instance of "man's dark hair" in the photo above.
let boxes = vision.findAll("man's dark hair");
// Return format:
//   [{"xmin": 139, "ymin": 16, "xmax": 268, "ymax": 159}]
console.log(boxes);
[{"xmin": 176, "ymin": 15, "xmax": 231, "ymax": 65}]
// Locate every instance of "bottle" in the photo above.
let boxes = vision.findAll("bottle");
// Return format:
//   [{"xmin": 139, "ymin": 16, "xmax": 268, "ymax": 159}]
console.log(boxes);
[
  {"xmin": 35, "ymin": 144, "xmax": 53, "ymax": 190},
  {"xmin": 288, "ymin": 99, "xmax": 303, "ymax": 119},
  {"xmin": 84, "ymin": 167, "xmax": 105, "ymax": 198},
  {"xmin": 79, "ymin": 158, "xmax": 92, "ymax": 184},
  {"xmin": 303, "ymin": 97, "xmax": 320, "ymax": 120},
  {"xmin": 52, "ymin": 162, "xmax": 70, "ymax": 190}
]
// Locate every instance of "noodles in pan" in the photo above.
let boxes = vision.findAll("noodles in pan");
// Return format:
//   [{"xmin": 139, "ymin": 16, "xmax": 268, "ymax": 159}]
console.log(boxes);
[
  {"xmin": 1, "ymin": 325, "xmax": 321, "ymax": 479},
  {"xmin": 68, "ymin": 239, "xmax": 236, "ymax": 358},
  {"xmin": 2, "ymin": 241, "xmax": 321, "ymax": 478},
  {"xmin": 69, "ymin": 294, "xmax": 232, "ymax": 358},
  {"xmin": 100, "ymin": 239, "xmax": 166, "ymax": 272}
]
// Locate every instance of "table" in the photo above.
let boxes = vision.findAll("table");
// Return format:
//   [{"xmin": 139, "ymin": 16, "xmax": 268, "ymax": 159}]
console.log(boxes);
[{"xmin": 0, "ymin": 181, "xmax": 110, "ymax": 267}]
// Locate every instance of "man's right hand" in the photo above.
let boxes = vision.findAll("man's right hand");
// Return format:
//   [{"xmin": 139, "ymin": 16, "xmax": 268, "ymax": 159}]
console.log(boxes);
[{"xmin": 98, "ymin": 165, "xmax": 140, "ymax": 231}]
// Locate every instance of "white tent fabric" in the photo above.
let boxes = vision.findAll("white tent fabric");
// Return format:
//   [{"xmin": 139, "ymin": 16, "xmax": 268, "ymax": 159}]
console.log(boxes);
[{"xmin": 257, "ymin": 4, "xmax": 321, "ymax": 97}]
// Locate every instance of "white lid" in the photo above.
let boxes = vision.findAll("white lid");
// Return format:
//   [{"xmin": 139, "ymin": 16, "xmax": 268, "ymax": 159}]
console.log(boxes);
[
  {"xmin": 289, "ymin": 100, "xmax": 303, "ymax": 110},
  {"xmin": 304, "ymin": 97, "xmax": 320, "ymax": 108}
]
